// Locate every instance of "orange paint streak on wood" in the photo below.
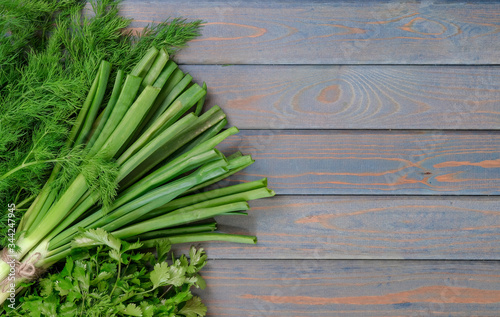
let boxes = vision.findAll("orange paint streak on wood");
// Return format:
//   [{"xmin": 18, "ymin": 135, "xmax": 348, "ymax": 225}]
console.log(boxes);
[
  {"xmin": 295, "ymin": 214, "xmax": 335, "ymax": 228},
  {"xmin": 241, "ymin": 286, "xmax": 500, "ymax": 305},
  {"xmin": 315, "ymin": 24, "xmax": 366, "ymax": 37},
  {"xmin": 434, "ymin": 172, "xmax": 464, "ymax": 183},
  {"xmin": 334, "ymin": 35, "xmax": 446, "ymax": 41},
  {"xmin": 316, "ymin": 85, "xmax": 341, "ymax": 104},
  {"xmin": 228, "ymin": 94, "xmax": 271, "ymax": 112},
  {"xmin": 365, "ymin": 12, "xmax": 419, "ymax": 24},
  {"xmin": 389, "ymin": 174, "xmax": 431, "ymax": 187},
  {"xmin": 399, "ymin": 17, "xmax": 447, "ymax": 36},
  {"xmin": 435, "ymin": 172, "xmax": 500, "ymax": 183},
  {"xmin": 247, "ymin": 176, "xmax": 433, "ymax": 188},
  {"xmin": 434, "ymin": 159, "xmax": 500, "ymax": 169},
  {"xmin": 295, "ymin": 207, "xmax": 393, "ymax": 228},
  {"xmin": 249, "ymin": 201, "xmax": 327, "ymax": 211},
  {"xmin": 239, "ymin": 167, "xmax": 413, "ymax": 178},
  {"xmin": 192, "ymin": 22, "xmax": 267, "ymax": 41},
  {"xmin": 266, "ymin": 175, "xmax": 431, "ymax": 188},
  {"xmin": 293, "ymin": 204, "xmax": 500, "ymax": 235}
]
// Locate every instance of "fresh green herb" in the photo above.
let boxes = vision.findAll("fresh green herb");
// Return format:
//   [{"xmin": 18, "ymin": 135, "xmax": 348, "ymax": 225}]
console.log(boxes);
[
  {"xmin": 5, "ymin": 229, "xmax": 207, "ymax": 316},
  {"xmin": 0, "ymin": 0, "xmax": 202, "ymax": 245}
]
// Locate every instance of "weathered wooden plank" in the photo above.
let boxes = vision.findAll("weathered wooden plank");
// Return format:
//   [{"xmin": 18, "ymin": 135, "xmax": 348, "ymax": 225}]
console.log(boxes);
[
  {"xmin": 194, "ymin": 260, "xmax": 500, "ymax": 316},
  {"xmin": 181, "ymin": 65, "xmax": 500, "ymax": 129},
  {"xmin": 173, "ymin": 196, "xmax": 500, "ymax": 260},
  {"xmin": 216, "ymin": 130, "xmax": 500, "ymax": 195},
  {"xmin": 122, "ymin": 1, "xmax": 500, "ymax": 64}
]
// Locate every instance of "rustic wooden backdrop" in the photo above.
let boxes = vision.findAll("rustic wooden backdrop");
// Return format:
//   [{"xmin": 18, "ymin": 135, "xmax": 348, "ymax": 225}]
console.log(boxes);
[{"xmin": 124, "ymin": 1, "xmax": 500, "ymax": 315}]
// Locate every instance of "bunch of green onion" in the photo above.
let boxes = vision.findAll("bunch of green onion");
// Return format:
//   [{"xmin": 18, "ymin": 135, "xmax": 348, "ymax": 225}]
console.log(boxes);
[{"xmin": 0, "ymin": 46, "xmax": 274, "ymax": 303}]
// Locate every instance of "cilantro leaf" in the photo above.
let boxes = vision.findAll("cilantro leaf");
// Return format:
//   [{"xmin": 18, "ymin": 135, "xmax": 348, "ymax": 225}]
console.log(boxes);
[
  {"xmin": 150, "ymin": 262, "xmax": 170, "ymax": 289},
  {"xmin": 73, "ymin": 228, "xmax": 121, "ymax": 251},
  {"xmin": 109, "ymin": 249, "xmax": 121, "ymax": 263},
  {"xmin": 39, "ymin": 279, "xmax": 53, "ymax": 297},
  {"xmin": 59, "ymin": 257, "xmax": 74, "ymax": 278},
  {"xmin": 54, "ymin": 277, "xmax": 73, "ymax": 295},
  {"xmin": 100, "ymin": 262, "xmax": 117, "ymax": 274},
  {"xmin": 179, "ymin": 297, "xmax": 207, "ymax": 317},
  {"xmin": 122, "ymin": 240, "xmax": 143, "ymax": 253},
  {"xmin": 189, "ymin": 247, "xmax": 207, "ymax": 272},
  {"xmin": 121, "ymin": 303, "xmax": 142, "ymax": 316},
  {"xmin": 59, "ymin": 302, "xmax": 78, "ymax": 317},
  {"xmin": 155, "ymin": 238, "xmax": 171, "ymax": 263},
  {"xmin": 91, "ymin": 271, "xmax": 114, "ymax": 285},
  {"xmin": 140, "ymin": 301, "xmax": 155, "ymax": 317},
  {"xmin": 150, "ymin": 261, "xmax": 186, "ymax": 289}
]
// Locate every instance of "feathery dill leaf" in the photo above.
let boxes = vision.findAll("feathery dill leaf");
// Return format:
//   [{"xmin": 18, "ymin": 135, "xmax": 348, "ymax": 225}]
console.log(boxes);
[
  {"xmin": 46, "ymin": 146, "xmax": 119, "ymax": 208},
  {"xmin": 0, "ymin": 0, "xmax": 202, "ymax": 247},
  {"xmin": 119, "ymin": 17, "xmax": 203, "ymax": 73},
  {"xmin": 0, "ymin": 0, "xmax": 80, "ymax": 88}
]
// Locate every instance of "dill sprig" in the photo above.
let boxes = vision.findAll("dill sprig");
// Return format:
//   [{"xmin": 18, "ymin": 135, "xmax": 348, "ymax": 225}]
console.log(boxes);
[
  {"xmin": 0, "ymin": 0, "xmax": 78, "ymax": 87},
  {"xmin": 0, "ymin": 0, "xmax": 203, "ymax": 246}
]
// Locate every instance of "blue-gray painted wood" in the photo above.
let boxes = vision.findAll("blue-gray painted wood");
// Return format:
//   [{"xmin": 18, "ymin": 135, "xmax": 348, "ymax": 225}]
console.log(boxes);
[
  {"xmin": 123, "ymin": 1, "xmax": 500, "ymax": 315},
  {"xmin": 195, "ymin": 260, "xmax": 500, "ymax": 316},
  {"xmin": 123, "ymin": 1, "xmax": 500, "ymax": 64},
  {"xmin": 180, "ymin": 65, "xmax": 500, "ymax": 130},
  {"xmin": 217, "ymin": 130, "xmax": 500, "ymax": 195}
]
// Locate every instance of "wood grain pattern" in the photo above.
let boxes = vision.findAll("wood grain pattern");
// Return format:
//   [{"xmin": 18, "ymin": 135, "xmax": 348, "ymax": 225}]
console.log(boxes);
[
  {"xmin": 124, "ymin": 1, "xmax": 500, "ymax": 316},
  {"xmin": 172, "ymin": 196, "xmax": 500, "ymax": 260},
  {"xmin": 180, "ymin": 65, "xmax": 500, "ymax": 129},
  {"xmin": 122, "ymin": 1, "xmax": 500, "ymax": 64},
  {"xmin": 194, "ymin": 260, "xmax": 500, "ymax": 316},
  {"xmin": 216, "ymin": 130, "xmax": 500, "ymax": 195}
]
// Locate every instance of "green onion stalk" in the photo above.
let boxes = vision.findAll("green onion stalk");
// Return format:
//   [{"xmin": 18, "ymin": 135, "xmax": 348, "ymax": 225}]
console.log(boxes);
[{"xmin": 0, "ymin": 47, "xmax": 274, "ymax": 304}]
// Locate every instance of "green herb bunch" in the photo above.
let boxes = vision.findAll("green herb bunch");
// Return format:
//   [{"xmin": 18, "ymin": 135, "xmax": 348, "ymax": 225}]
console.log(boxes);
[
  {"xmin": 0, "ymin": 0, "xmax": 202, "ymax": 244},
  {"xmin": 6, "ymin": 229, "xmax": 207, "ymax": 317}
]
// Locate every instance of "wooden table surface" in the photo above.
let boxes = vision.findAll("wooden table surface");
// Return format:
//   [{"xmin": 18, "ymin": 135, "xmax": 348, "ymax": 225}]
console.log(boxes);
[{"xmin": 124, "ymin": 1, "xmax": 500, "ymax": 315}]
